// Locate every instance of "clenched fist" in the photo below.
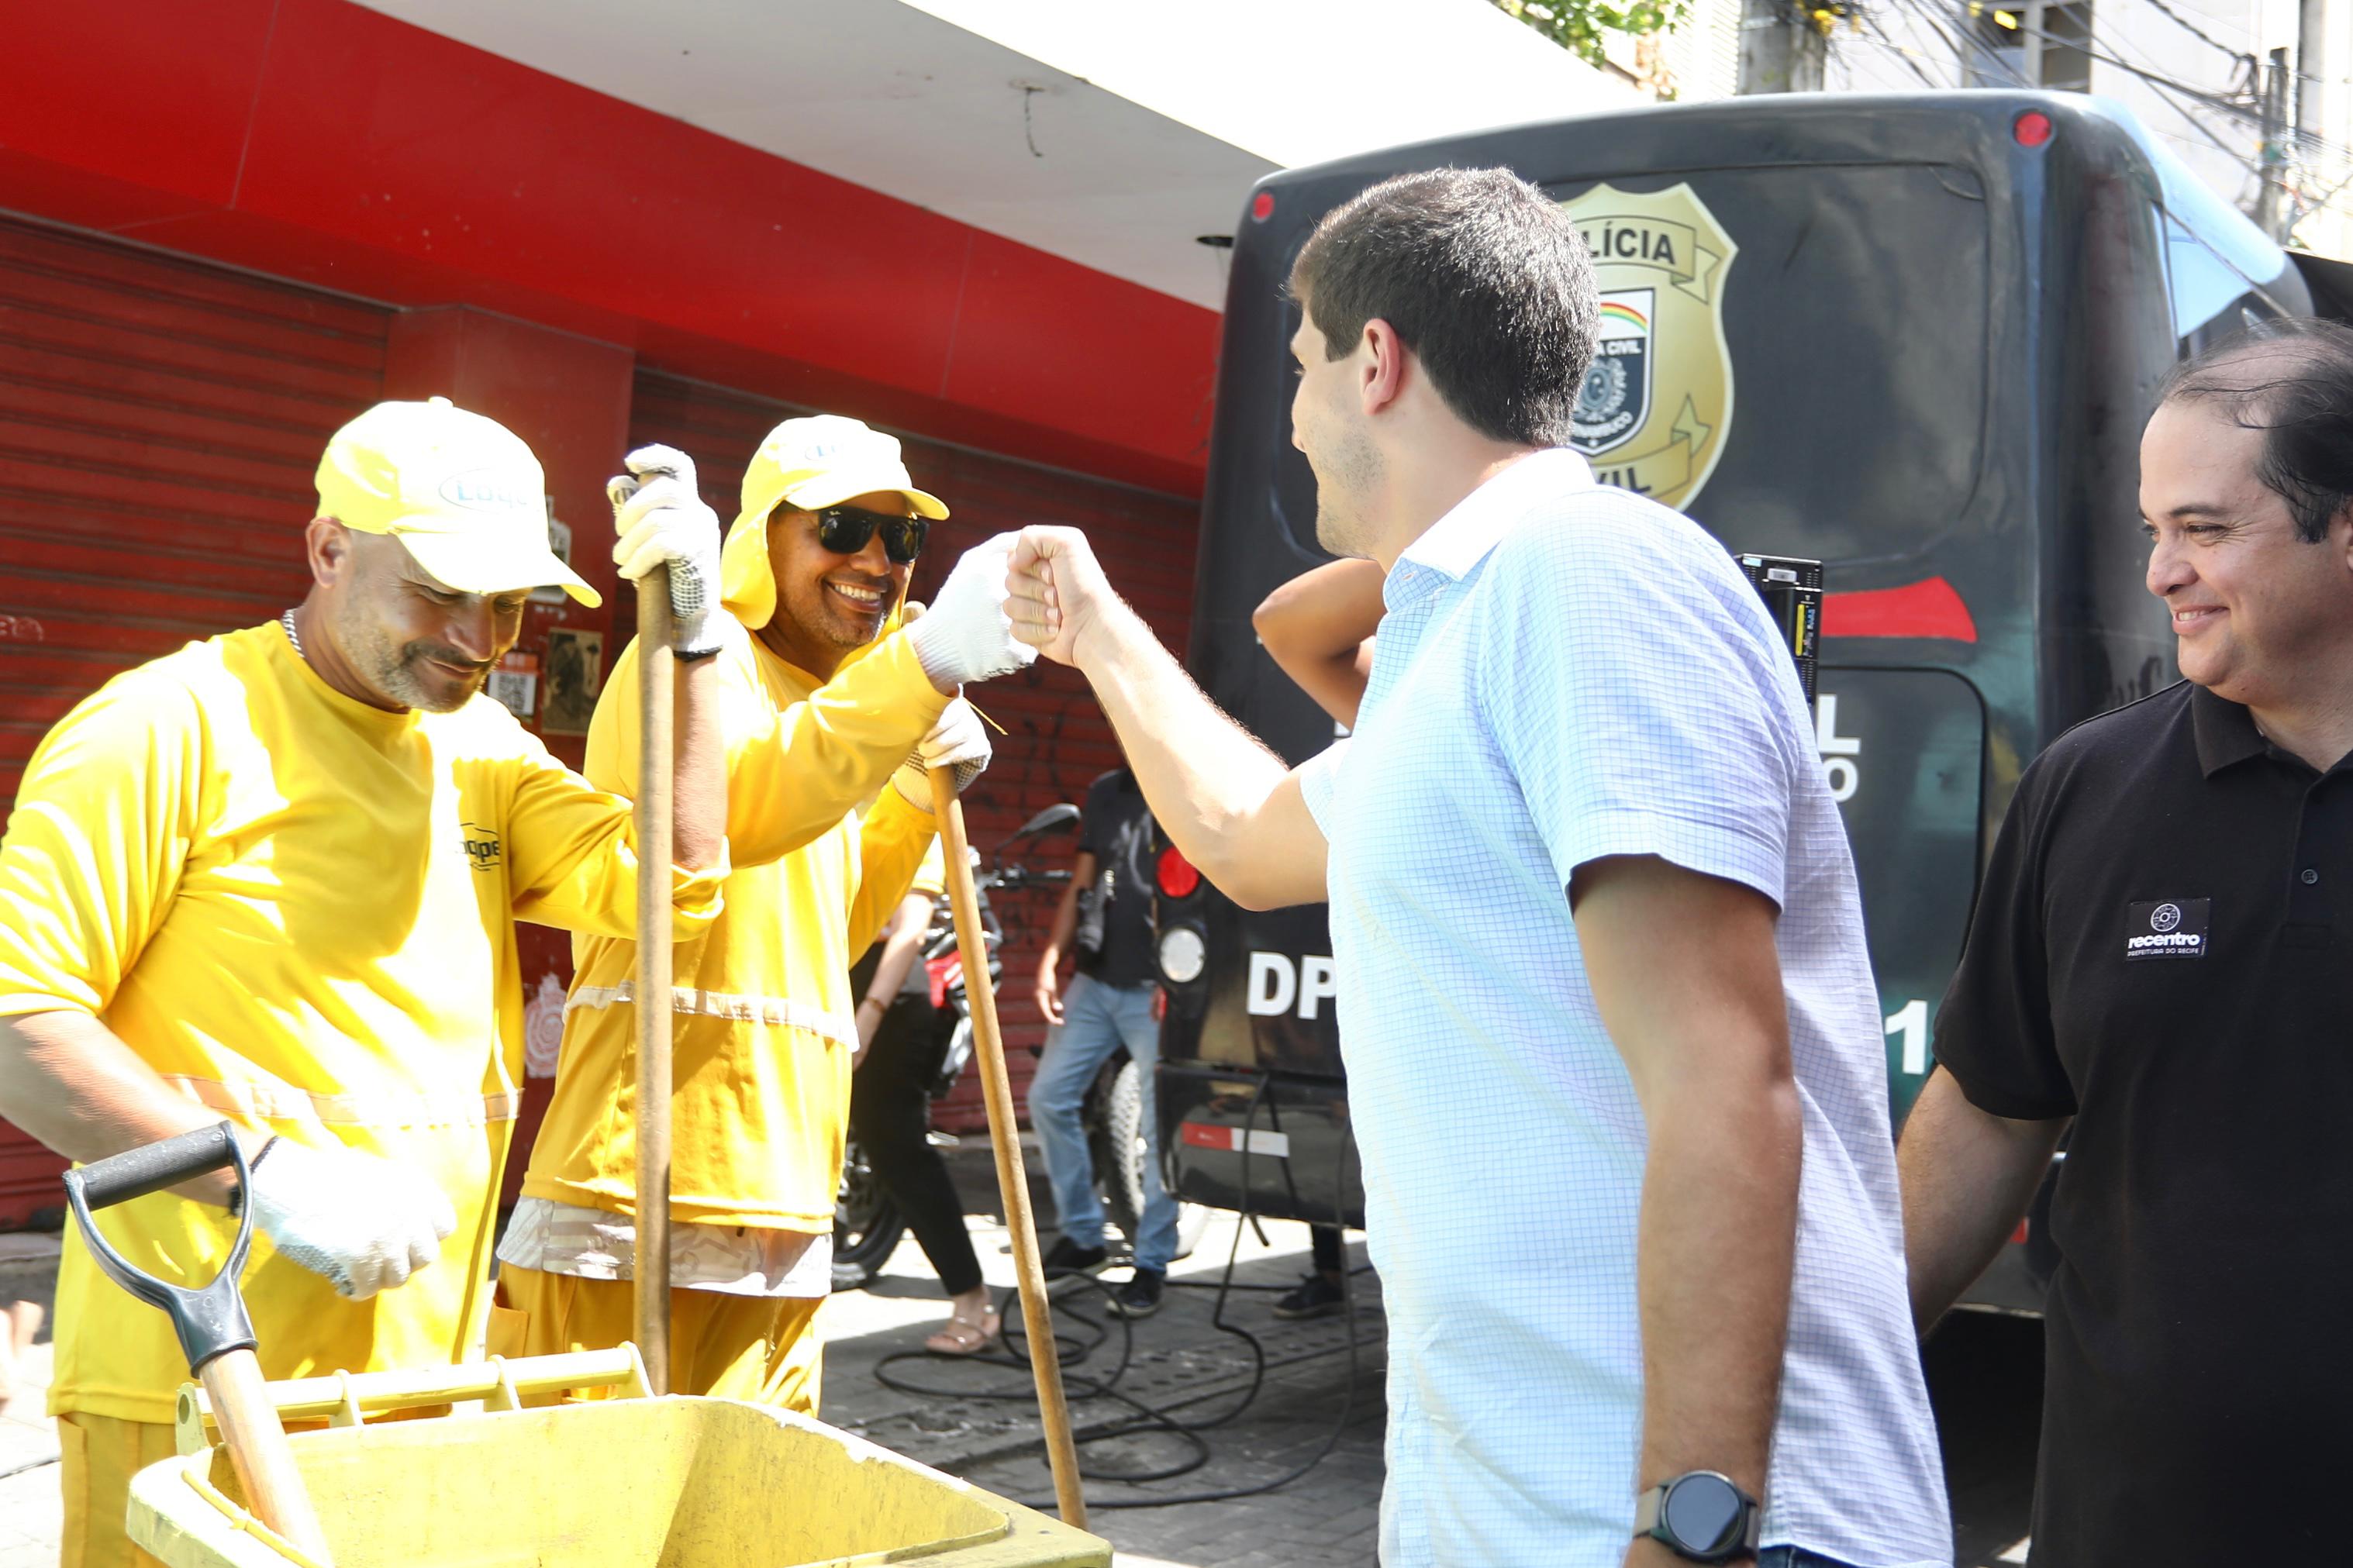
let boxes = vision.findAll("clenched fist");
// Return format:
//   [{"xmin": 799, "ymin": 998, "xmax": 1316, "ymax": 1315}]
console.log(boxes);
[{"xmin": 1005, "ymin": 526, "xmax": 1125, "ymax": 668}]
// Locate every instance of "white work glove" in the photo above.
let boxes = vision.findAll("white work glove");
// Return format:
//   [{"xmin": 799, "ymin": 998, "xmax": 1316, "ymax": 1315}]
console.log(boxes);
[
  {"xmin": 248, "ymin": 1140, "xmax": 458, "ymax": 1301},
  {"xmin": 906, "ymin": 532, "xmax": 1037, "ymax": 691},
  {"xmin": 609, "ymin": 445, "xmax": 724, "ymax": 660},
  {"xmin": 892, "ymin": 697, "xmax": 992, "ymax": 810}
]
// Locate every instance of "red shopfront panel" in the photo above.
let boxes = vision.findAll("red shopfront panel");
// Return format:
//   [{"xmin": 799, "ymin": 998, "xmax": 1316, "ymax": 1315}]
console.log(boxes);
[
  {"xmin": 624, "ymin": 370, "xmax": 1198, "ymax": 1133},
  {"xmin": 0, "ymin": 215, "xmax": 393, "ymax": 1225}
]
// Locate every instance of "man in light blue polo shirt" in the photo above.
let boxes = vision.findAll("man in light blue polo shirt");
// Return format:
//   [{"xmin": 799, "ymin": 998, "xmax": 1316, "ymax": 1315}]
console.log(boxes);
[{"xmin": 1002, "ymin": 169, "xmax": 1949, "ymax": 1568}]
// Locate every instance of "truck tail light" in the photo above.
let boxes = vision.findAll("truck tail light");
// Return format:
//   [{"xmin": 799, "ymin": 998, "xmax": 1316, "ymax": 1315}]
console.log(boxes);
[{"xmin": 1158, "ymin": 846, "xmax": 1202, "ymax": 900}]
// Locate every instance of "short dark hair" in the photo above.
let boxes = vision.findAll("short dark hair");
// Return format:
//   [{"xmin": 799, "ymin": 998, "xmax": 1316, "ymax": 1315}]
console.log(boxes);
[
  {"xmin": 1288, "ymin": 167, "xmax": 1597, "ymax": 448},
  {"xmin": 2158, "ymin": 318, "xmax": 2353, "ymax": 543}
]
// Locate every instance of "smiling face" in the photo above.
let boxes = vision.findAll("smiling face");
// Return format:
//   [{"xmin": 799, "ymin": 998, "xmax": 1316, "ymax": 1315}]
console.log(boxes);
[
  {"xmin": 2141, "ymin": 398, "xmax": 2353, "ymax": 708},
  {"xmin": 757, "ymin": 489, "xmax": 915, "ymax": 677},
  {"xmin": 322, "ymin": 529, "xmax": 526, "ymax": 712},
  {"xmin": 1289, "ymin": 304, "xmax": 1384, "ymax": 560}
]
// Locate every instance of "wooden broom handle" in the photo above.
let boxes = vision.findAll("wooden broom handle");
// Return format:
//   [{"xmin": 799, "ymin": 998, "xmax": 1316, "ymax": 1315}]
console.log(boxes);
[
  {"xmin": 930, "ymin": 767, "xmax": 1089, "ymax": 1528},
  {"xmin": 634, "ymin": 570, "xmax": 675, "ymax": 1392}
]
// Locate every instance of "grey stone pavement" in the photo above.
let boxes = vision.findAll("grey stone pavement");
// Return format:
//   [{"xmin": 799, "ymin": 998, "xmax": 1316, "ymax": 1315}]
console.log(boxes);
[
  {"xmin": 820, "ymin": 1139, "xmax": 1389, "ymax": 1567},
  {"xmin": 0, "ymin": 1138, "xmax": 2041, "ymax": 1567},
  {"xmin": 0, "ymin": 1232, "xmax": 61, "ymax": 1568}
]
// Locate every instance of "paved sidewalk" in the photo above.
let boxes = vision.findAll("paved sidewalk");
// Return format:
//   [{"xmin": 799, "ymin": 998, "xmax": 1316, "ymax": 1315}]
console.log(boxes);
[
  {"xmin": 0, "ymin": 1232, "xmax": 61, "ymax": 1568},
  {"xmin": 818, "ymin": 1147, "xmax": 1389, "ymax": 1568}
]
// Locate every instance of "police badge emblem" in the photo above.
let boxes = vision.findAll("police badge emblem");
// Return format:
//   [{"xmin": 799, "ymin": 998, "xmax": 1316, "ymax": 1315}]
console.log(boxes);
[
  {"xmin": 1558, "ymin": 183, "xmax": 1738, "ymax": 509},
  {"xmin": 1577, "ymin": 289, "xmax": 1654, "ymax": 454}
]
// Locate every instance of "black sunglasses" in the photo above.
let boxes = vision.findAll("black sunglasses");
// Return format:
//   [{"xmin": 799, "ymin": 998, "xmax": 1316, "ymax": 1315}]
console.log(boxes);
[{"xmin": 813, "ymin": 505, "xmax": 929, "ymax": 564}]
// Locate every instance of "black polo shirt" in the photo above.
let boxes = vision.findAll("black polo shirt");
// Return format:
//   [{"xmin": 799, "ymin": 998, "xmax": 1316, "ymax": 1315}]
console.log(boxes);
[
  {"xmin": 1935, "ymin": 680, "xmax": 2353, "ymax": 1566},
  {"xmin": 1076, "ymin": 768, "xmax": 1157, "ymax": 989}
]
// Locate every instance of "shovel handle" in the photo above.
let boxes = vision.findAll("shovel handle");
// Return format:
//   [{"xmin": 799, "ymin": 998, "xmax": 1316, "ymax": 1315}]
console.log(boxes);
[
  {"xmin": 63, "ymin": 1123, "xmax": 260, "ymax": 1374},
  {"xmin": 66, "ymin": 1128, "xmax": 336, "ymax": 1563},
  {"xmin": 71, "ymin": 1122, "xmax": 243, "ymax": 1209},
  {"xmin": 200, "ymin": 1349, "xmax": 335, "ymax": 1565}
]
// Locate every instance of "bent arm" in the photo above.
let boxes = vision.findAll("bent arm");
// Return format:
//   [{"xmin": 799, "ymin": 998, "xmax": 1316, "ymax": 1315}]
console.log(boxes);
[
  {"xmin": 1575, "ymin": 853, "xmax": 1800, "ymax": 1515},
  {"xmin": 0, "ymin": 1011, "xmax": 252, "ymax": 1204},
  {"xmin": 595, "ymin": 630, "xmax": 947, "ymax": 874},
  {"xmin": 1074, "ymin": 599, "xmax": 1327, "ymax": 912},
  {"xmin": 1037, "ymin": 853, "xmax": 1089, "ymax": 984},
  {"xmin": 865, "ymin": 893, "xmax": 935, "ymax": 1005},
  {"xmin": 0, "ymin": 670, "xmax": 251, "ymax": 1199},
  {"xmin": 503, "ymin": 746, "xmax": 726, "ymax": 940},
  {"xmin": 845, "ymin": 790, "xmax": 937, "ymax": 957},
  {"xmin": 1252, "ymin": 559, "xmax": 1385, "ymax": 730},
  {"xmin": 670, "ymin": 653, "xmax": 723, "ymax": 870},
  {"xmin": 1898, "ymin": 1066, "xmax": 2067, "ymax": 1332},
  {"xmin": 722, "ymin": 632, "xmax": 948, "ymax": 868}
]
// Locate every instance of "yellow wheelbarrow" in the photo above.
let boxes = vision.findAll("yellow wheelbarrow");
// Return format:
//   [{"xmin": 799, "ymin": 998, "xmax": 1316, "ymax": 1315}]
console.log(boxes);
[
  {"xmin": 68, "ymin": 1126, "xmax": 1110, "ymax": 1568},
  {"xmin": 132, "ymin": 1348, "xmax": 1107, "ymax": 1568}
]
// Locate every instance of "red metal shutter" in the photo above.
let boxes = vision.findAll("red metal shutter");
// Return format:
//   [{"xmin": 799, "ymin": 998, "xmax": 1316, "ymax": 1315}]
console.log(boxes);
[
  {"xmin": 0, "ymin": 216, "xmax": 391, "ymax": 1225},
  {"xmin": 626, "ymin": 370, "xmax": 1198, "ymax": 1130}
]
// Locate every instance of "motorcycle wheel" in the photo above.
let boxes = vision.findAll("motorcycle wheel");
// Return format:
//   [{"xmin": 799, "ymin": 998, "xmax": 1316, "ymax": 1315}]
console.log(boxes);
[
  {"xmin": 1088, "ymin": 1056, "xmax": 1209, "ymax": 1263},
  {"xmin": 833, "ymin": 1138, "xmax": 905, "ymax": 1290},
  {"xmin": 929, "ymin": 1014, "xmax": 975, "ymax": 1101}
]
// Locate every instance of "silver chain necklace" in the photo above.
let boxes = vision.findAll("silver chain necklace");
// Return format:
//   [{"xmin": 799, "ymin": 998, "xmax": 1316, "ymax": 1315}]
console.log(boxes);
[{"xmin": 281, "ymin": 608, "xmax": 306, "ymax": 663}]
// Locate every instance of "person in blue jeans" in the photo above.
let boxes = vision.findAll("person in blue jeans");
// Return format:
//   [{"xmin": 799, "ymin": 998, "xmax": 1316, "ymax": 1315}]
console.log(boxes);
[{"xmin": 1028, "ymin": 765, "xmax": 1179, "ymax": 1318}]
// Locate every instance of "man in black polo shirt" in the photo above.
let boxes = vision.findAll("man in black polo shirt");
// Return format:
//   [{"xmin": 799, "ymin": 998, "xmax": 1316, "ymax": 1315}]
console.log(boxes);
[{"xmin": 1902, "ymin": 319, "xmax": 2353, "ymax": 1564}]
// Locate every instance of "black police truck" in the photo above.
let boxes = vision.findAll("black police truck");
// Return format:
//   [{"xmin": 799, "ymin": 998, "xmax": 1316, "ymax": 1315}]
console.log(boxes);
[{"xmin": 1148, "ymin": 92, "xmax": 2348, "ymax": 1311}]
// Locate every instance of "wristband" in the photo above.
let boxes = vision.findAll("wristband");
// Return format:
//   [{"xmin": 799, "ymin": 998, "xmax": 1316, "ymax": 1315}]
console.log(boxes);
[{"xmin": 858, "ymin": 996, "xmax": 888, "ymax": 1014}]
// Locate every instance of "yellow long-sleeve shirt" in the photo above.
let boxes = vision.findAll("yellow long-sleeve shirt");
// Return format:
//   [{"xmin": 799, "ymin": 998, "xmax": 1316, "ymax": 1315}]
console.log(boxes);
[
  {"xmin": 0, "ymin": 623, "xmax": 723, "ymax": 1424},
  {"xmin": 522, "ymin": 622, "xmax": 945, "ymax": 1232}
]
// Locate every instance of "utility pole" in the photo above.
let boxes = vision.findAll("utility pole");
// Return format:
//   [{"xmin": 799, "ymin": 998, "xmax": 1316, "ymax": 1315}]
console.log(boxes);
[
  {"xmin": 1738, "ymin": 0, "xmax": 1828, "ymax": 93},
  {"xmin": 2298, "ymin": 0, "xmax": 2331, "ymax": 247},
  {"xmin": 2256, "ymin": 46, "xmax": 2293, "ymax": 242}
]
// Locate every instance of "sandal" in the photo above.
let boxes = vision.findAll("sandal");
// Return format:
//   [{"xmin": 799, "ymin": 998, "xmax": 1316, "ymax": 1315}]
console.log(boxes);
[{"xmin": 925, "ymin": 1309, "xmax": 1002, "ymax": 1357}]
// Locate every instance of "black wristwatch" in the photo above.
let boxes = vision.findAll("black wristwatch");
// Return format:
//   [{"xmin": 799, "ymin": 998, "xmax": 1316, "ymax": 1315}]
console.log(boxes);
[{"xmin": 1634, "ymin": 1471, "xmax": 1761, "ymax": 1563}]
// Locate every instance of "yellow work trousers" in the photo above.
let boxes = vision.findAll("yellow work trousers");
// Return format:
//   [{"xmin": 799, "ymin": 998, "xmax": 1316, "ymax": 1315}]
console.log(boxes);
[
  {"xmin": 495, "ymin": 1265, "xmax": 824, "ymax": 1411},
  {"xmin": 57, "ymin": 1411, "xmax": 174, "ymax": 1568}
]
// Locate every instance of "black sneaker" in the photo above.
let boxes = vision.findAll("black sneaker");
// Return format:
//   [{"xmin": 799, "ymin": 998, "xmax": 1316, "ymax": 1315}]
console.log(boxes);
[
  {"xmin": 1273, "ymin": 1272, "xmax": 1347, "ymax": 1320},
  {"xmin": 1107, "ymin": 1268, "xmax": 1165, "ymax": 1318},
  {"xmin": 1041, "ymin": 1236, "xmax": 1109, "ymax": 1277}
]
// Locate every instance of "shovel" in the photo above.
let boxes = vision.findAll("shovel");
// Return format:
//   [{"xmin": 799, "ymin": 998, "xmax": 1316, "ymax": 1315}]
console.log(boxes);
[{"xmin": 63, "ymin": 1122, "xmax": 336, "ymax": 1564}]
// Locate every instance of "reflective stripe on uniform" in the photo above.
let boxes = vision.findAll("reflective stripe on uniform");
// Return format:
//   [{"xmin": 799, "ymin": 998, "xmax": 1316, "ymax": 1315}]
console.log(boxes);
[
  {"xmin": 566, "ymin": 982, "xmax": 855, "ymax": 1052},
  {"xmin": 163, "ymin": 1074, "xmax": 522, "ymax": 1129}
]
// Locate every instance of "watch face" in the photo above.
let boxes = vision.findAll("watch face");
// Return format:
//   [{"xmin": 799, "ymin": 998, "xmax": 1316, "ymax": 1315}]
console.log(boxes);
[{"xmin": 1663, "ymin": 1473, "xmax": 1742, "ymax": 1555}]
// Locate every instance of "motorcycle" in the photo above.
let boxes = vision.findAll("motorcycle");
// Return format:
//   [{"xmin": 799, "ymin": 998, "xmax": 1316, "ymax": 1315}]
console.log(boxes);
[
  {"xmin": 833, "ymin": 801, "xmax": 1206, "ymax": 1286},
  {"xmin": 833, "ymin": 802, "xmax": 1070, "ymax": 1285}
]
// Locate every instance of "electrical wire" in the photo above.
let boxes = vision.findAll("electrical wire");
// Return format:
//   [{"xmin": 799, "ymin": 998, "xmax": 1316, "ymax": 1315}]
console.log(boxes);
[
  {"xmin": 1835, "ymin": 9, "xmax": 1953, "ymax": 92},
  {"xmin": 868, "ymin": 1070, "xmax": 1375, "ymax": 1515},
  {"xmin": 1912, "ymin": 0, "xmax": 2353, "ymax": 189},
  {"xmin": 1886, "ymin": 0, "xmax": 2033, "ymax": 88},
  {"xmin": 2068, "ymin": 9, "xmax": 2282, "ymax": 202},
  {"xmin": 2289, "ymin": 158, "xmax": 2353, "ymax": 243},
  {"xmin": 2120, "ymin": 0, "xmax": 2255, "ymax": 70}
]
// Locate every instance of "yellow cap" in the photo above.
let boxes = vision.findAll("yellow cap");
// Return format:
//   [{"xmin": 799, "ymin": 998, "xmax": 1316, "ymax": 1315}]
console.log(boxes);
[
  {"xmin": 315, "ymin": 398, "xmax": 601, "ymax": 608},
  {"xmin": 721, "ymin": 415, "xmax": 947, "ymax": 629}
]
